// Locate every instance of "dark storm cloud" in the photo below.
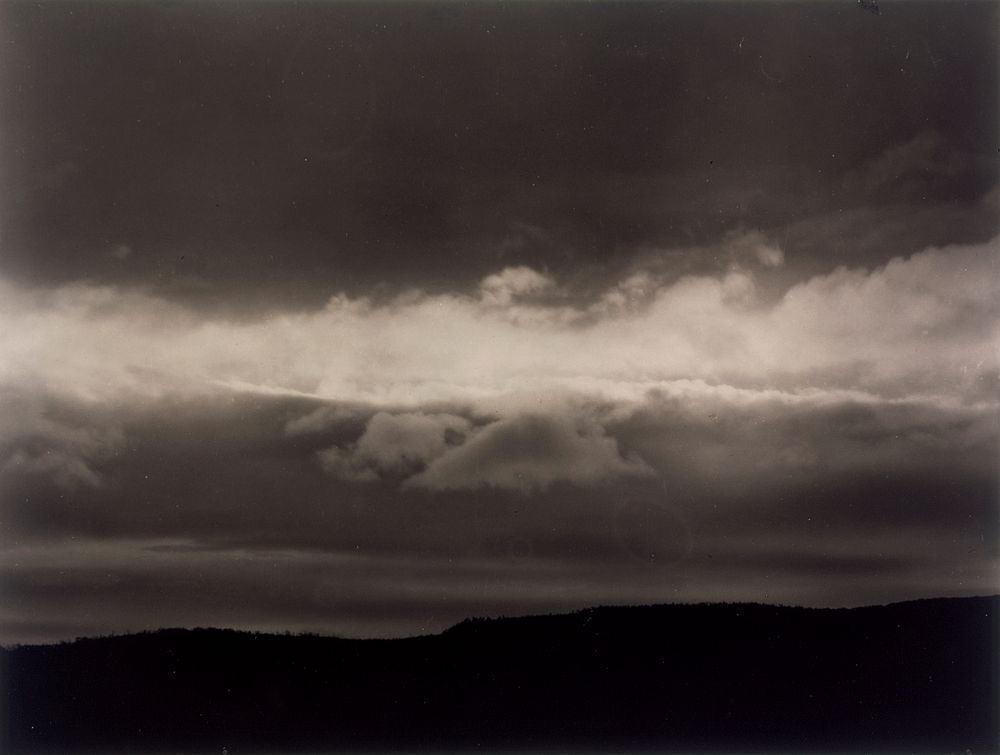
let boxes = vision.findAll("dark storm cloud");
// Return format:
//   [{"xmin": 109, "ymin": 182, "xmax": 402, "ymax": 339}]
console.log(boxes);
[
  {"xmin": 2, "ymin": 386, "xmax": 993, "ymax": 550},
  {"xmin": 846, "ymin": 130, "xmax": 993, "ymax": 200},
  {"xmin": 614, "ymin": 391, "xmax": 998, "ymax": 494},
  {"xmin": 0, "ymin": 386, "xmax": 125, "ymax": 490},
  {"xmin": 2, "ymin": 500, "xmax": 994, "ymax": 645},
  {"xmin": 1, "ymin": 374, "xmax": 995, "ymax": 644},
  {"xmin": 1, "ymin": 1, "xmax": 996, "ymax": 309}
]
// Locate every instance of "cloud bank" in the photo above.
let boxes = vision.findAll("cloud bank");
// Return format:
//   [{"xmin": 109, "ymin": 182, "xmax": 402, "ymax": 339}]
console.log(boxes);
[
  {"xmin": 0, "ymin": 235, "xmax": 997, "ymax": 492},
  {"xmin": 1, "ymin": 236, "xmax": 995, "ymax": 405}
]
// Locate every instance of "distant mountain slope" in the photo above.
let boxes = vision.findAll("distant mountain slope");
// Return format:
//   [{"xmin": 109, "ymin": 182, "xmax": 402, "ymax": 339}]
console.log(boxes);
[{"xmin": 2, "ymin": 596, "xmax": 997, "ymax": 752}]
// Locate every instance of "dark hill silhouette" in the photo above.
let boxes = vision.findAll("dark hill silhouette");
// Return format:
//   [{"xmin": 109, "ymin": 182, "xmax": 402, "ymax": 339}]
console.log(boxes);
[{"xmin": 2, "ymin": 596, "xmax": 997, "ymax": 752}]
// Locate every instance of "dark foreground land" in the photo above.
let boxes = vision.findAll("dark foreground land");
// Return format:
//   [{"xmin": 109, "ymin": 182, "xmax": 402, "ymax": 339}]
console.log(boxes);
[{"xmin": 2, "ymin": 596, "xmax": 997, "ymax": 753}]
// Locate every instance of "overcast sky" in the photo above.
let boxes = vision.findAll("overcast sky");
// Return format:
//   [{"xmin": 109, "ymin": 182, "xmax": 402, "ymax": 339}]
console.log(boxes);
[{"xmin": 0, "ymin": 0, "xmax": 997, "ymax": 644}]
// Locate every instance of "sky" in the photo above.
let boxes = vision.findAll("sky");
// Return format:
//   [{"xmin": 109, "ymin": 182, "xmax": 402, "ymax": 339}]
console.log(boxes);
[{"xmin": 0, "ymin": 0, "xmax": 997, "ymax": 644}]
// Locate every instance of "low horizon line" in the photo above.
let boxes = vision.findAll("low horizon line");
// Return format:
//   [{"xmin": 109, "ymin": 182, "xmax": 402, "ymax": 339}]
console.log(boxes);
[{"xmin": 5, "ymin": 592, "xmax": 997, "ymax": 651}]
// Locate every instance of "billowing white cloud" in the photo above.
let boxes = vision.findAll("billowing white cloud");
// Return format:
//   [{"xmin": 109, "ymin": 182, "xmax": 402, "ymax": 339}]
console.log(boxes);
[
  {"xmin": 0, "ymin": 237, "xmax": 995, "ymax": 413},
  {"xmin": 405, "ymin": 413, "xmax": 653, "ymax": 492},
  {"xmin": 479, "ymin": 266, "xmax": 556, "ymax": 306},
  {"xmin": 318, "ymin": 412, "xmax": 472, "ymax": 482}
]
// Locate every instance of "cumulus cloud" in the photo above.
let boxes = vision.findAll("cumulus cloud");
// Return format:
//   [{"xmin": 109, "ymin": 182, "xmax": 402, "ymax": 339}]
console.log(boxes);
[
  {"xmin": 722, "ymin": 228, "xmax": 785, "ymax": 268},
  {"xmin": 478, "ymin": 266, "xmax": 556, "ymax": 306},
  {"xmin": 312, "ymin": 409, "xmax": 652, "ymax": 492},
  {"xmin": 0, "ymin": 392, "xmax": 124, "ymax": 490},
  {"xmin": 318, "ymin": 412, "xmax": 472, "ymax": 482},
  {"xmin": 406, "ymin": 413, "xmax": 653, "ymax": 492},
  {"xmin": 765, "ymin": 239, "xmax": 998, "ymax": 397},
  {"xmin": 592, "ymin": 272, "xmax": 659, "ymax": 316},
  {"xmin": 284, "ymin": 404, "xmax": 361, "ymax": 436}
]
